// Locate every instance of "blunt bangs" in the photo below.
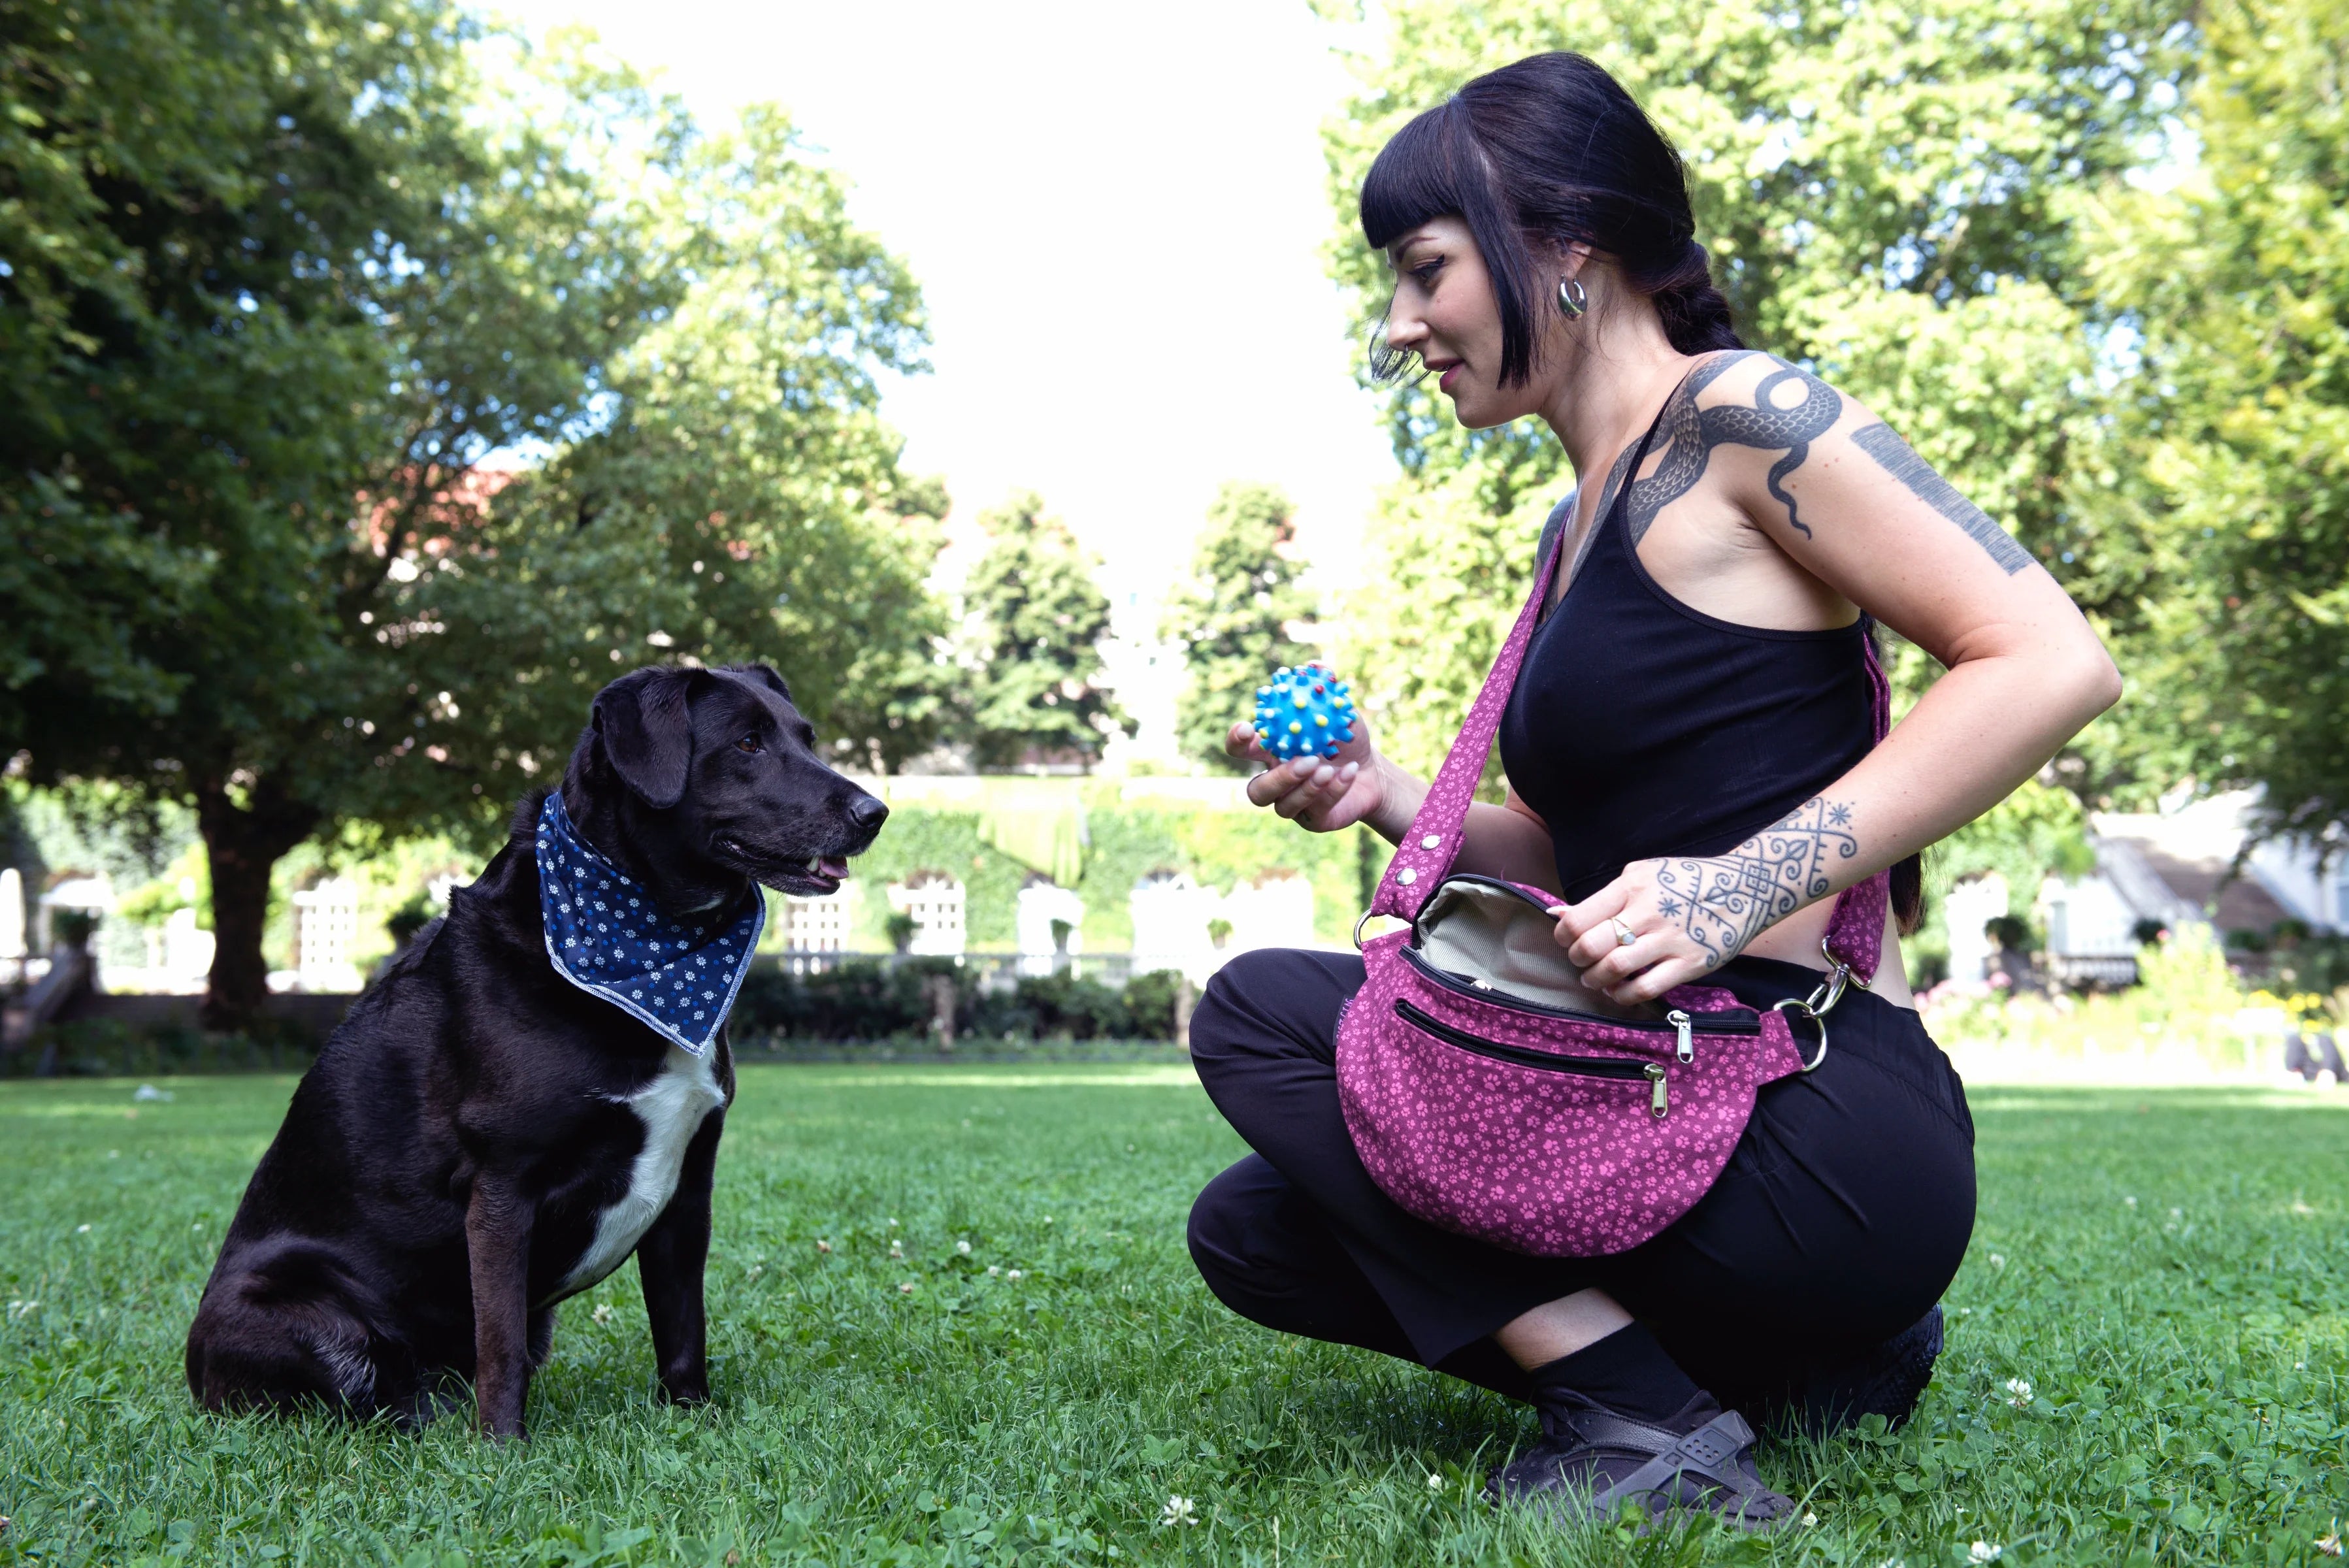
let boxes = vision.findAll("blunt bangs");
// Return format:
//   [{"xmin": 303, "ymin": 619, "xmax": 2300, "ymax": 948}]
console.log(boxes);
[
  {"xmin": 1360, "ymin": 105, "xmax": 1466, "ymax": 253},
  {"xmin": 1358, "ymin": 98, "xmax": 1548, "ymax": 388}
]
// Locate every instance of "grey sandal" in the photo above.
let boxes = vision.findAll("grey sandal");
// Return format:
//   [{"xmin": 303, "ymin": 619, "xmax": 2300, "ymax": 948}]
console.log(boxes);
[{"xmin": 1488, "ymin": 1396, "xmax": 1795, "ymax": 1532}]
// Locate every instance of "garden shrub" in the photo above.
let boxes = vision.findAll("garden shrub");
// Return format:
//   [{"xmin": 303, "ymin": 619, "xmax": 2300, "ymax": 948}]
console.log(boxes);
[
  {"xmin": 1918, "ymin": 925, "xmax": 2316, "ymax": 1067},
  {"xmin": 734, "ymin": 958, "xmax": 975, "ymax": 1042},
  {"xmin": 731, "ymin": 958, "xmax": 1187, "ymax": 1045},
  {"xmin": 1121, "ymin": 969, "xmax": 1186, "ymax": 1040}
]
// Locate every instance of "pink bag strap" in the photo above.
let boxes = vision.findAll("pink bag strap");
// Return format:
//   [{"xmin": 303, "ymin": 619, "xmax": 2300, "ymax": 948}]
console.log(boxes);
[
  {"xmin": 1817, "ymin": 630, "xmax": 1893, "ymax": 985},
  {"xmin": 1367, "ymin": 525, "xmax": 1566, "ymax": 926},
  {"xmin": 1366, "ymin": 394, "xmax": 1897, "ymax": 989}
]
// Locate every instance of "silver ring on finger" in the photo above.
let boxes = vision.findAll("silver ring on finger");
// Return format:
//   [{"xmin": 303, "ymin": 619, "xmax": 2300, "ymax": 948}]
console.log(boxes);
[{"xmin": 1611, "ymin": 917, "xmax": 1639, "ymax": 948}]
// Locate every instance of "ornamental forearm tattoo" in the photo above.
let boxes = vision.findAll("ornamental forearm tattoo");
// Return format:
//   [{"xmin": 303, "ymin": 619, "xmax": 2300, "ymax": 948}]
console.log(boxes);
[{"xmin": 1650, "ymin": 796, "xmax": 1862, "ymax": 970}]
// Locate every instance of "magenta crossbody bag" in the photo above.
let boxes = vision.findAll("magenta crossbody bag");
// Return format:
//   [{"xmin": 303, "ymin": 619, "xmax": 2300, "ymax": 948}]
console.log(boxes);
[{"xmin": 1335, "ymin": 428, "xmax": 1894, "ymax": 1260}]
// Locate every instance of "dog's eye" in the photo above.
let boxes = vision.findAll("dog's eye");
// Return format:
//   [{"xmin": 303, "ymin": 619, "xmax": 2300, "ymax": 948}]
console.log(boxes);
[{"xmin": 735, "ymin": 733, "xmax": 764, "ymax": 755}]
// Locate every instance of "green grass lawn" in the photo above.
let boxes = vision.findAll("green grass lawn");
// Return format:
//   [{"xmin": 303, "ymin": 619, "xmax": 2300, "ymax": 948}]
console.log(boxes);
[{"xmin": 1, "ymin": 1063, "xmax": 2344, "ymax": 1567}]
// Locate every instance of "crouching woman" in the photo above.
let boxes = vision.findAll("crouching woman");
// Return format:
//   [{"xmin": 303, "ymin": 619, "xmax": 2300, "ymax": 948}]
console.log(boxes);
[{"xmin": 1183, "ymin": 52, "xmax": 2120, "ymax": 1529}]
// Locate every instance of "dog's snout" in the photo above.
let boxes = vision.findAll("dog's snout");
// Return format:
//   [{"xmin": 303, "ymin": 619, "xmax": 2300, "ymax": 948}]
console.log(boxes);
[{"xmin": 845, "ymin": 794, "xmax": 889, "ymax": 834}]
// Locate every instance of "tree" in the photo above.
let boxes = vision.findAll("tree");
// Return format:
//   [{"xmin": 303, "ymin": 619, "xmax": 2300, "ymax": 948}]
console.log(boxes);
[
  {"xmin": 0, "ymin": 13, "xmax": 944, "ymax": 1024},
  {"xmin": 961, "ymin": 493, "xmax": 1127, "ymax": 770},
  {"xmin": 2082, "ymin": 0, "xmax": 2349, "ymax": 849},
  {"xmin": 374, "ymin": 106, "xmax": 946, "ymax": 819},
  {"xmin": 1317, "ymin": 0, "xmax": 2193, "ymax": 776},
  {"xmin": 1162, "ymin": 482, "xmax": 1319, "ymax": 772},
  {"xmin": 2, "ymin": 1, "xmax": 668, "ymax": 1022}
]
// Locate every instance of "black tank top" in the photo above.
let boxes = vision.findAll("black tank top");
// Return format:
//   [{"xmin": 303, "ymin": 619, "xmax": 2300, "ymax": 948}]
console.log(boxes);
[{"xmin": 1497, "ymin": 404, "xmax": 1874, "ymax": 903}]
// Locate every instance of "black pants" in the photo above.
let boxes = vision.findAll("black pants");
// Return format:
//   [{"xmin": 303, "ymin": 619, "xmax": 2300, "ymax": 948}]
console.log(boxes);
[{"xmin": 1186, "ymin": 949, "xmax": 1977, "ymax": 1412}]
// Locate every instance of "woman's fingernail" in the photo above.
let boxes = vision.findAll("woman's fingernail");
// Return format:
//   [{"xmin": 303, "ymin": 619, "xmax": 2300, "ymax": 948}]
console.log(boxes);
[{"xmin": 1545, "ymin": 906, "xmax": 1567, "ymax": 917}]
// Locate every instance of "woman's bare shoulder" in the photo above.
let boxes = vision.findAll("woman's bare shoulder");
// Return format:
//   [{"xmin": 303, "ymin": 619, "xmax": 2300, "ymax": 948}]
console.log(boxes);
[{"xmin": 1615, "ymin": 350, "xmax": 1844, "ymax": 548}]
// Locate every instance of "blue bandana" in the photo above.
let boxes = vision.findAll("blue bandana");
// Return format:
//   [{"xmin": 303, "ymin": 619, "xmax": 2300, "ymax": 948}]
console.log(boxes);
[{"xmin": 534, "ymin": 791, "xmax": 764, "ymax": 1056}]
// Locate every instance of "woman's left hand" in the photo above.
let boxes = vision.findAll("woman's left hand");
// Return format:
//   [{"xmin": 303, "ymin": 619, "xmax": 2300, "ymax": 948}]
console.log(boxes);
[{"xmin": 1551, "ymin": 847, "xmax": 1815, "ymax": 1004}]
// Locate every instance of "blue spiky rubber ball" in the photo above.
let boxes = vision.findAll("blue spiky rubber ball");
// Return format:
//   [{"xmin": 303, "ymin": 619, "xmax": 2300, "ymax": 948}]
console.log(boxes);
[{"xmin": 1253, "ymin": 664, "xmax": 1358, "ymax": 761}]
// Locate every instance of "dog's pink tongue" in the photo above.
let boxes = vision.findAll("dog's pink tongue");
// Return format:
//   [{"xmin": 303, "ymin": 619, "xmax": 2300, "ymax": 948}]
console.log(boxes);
[{"xmin": 817, "ymin": 857, "xmax": 850, "ymax": 880}]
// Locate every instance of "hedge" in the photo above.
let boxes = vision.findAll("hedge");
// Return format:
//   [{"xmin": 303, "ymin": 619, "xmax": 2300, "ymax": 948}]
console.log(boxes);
[{"xmin": 789, "ymin": 793, "xmax": 1380, "ymax": 951}]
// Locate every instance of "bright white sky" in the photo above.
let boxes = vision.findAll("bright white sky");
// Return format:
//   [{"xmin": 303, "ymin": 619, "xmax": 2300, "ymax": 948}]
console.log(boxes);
[{"xmin": 490, "ymin": 0, "xmax": 1398, "ymax": 752}]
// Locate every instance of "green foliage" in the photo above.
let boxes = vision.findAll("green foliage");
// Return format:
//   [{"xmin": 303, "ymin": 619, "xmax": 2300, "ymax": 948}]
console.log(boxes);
[
  {"xmin": 838, "ymin": 794, "xmax": 1377, "ymax": 951},
  {"xmin": 112, "ymin": 843, "xmax": 208, "ymax": 931},
  {"xmin": 1984, "ymin": 914, "xmax": 2040, "ymax": 955},
  {"xmin": 0, "ymin": 14, "xmax": 949, "ymax": 1017},
  {"xmin": 0, "ymin": 0, "xmax": 457, "ymax": 728},
  {"xmin": 382, "ymin": 105, "xmax": 945, "ymax": 822},
  {"xmin": 1320, "ymin": 0, "xmax": 2191, "ymax": 791},
  {"xmin": 959, "ymin": 493, "xmax": 1127, "ymax": 771},
  {"xmin": 3, "ymin": 10, "xmax": 677, "ymax": 785},
  {"xmin": 733, "ymin": 959, "xmax": 1187, "ymax": 1046},
  {"xmin": 1120, "ymin": 968, "xmax": 1187, "ymax": 1040},
  {"xmin": 2084, "ymin": 0, "xmax": 2349, "ymax": 845},
  {"xmin": 2267, "ymin": 934, "xmax": 2349, "ymax": 1014},
  {"xmin": 1162, "ymin": 482, "xmax": 1319, "ymax": 773},
  {"xmin": 1336, "ymin": 465, "xmax": 1551, "ymax": 784},
  {"xmin": 1933, "ymin": 779, "xmax": 2101, "ymax": 901},
  {"xmin": 836, "ymin": 808, "xmax": 1030, "ymax": 949},
  {"xmin": 1922, "ymin": 924, "xmax": 2279, "ymax": 1070},
  {"xmin": 2, "ymin": 1067, "xmax": 2345, "ymax": 1563},
  {"xmin": 0, "ymin": 7, "xmax": 687, "ymax": 1015}
]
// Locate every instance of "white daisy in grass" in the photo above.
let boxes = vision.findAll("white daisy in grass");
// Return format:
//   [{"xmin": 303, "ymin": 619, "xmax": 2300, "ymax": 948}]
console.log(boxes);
[
  {"xmin": 957, "ymin": 1240, "xmax": 972, "ymax": 1255},
  {"xmin": 2005, "ymin": 1378, "xmax": 2033, "ymax": 1409},
  {"xmin": 1158, "ymin": 1495, "xmax": 1196, "ymax": 1528},
  {"xmin": 1968, "ymin": 1541, "xmax": 2003, "ymax": 1563},
  {"xmin": 591, "ymin": 1303, "xmax": 612, "ymax": 1324},
  {"xmin": 1006, "ymin": 1269, "xmax": 1024, "ymax": 1281}
]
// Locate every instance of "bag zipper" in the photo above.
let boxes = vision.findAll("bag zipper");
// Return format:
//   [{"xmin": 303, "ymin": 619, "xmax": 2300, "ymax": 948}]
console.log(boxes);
[
  {"xmin": 1398, "ymin": 943, "xmax": 1760, "ymax": 1039},
  {"xmin": 1394, "ymin": 999, "xmax": 1671, "ymax": 1119}
]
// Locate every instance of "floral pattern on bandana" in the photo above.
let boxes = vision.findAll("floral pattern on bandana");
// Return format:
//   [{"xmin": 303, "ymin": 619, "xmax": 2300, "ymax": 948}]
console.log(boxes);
[{"xmin": 535, "ymin": 790, "xmax": 764, "ymax": 1056}]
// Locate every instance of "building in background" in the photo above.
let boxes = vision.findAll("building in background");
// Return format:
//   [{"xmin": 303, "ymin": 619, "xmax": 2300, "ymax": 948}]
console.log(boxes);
[{"xmin": 1945, "ymin": 791, "xmax": 2345, "ymax": 986}]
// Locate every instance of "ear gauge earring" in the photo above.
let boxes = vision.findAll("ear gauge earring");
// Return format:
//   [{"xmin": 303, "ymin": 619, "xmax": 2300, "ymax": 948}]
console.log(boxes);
[{"xmin": 1558, "ymin": 276, "xmax": 1588, "ymax": 319}]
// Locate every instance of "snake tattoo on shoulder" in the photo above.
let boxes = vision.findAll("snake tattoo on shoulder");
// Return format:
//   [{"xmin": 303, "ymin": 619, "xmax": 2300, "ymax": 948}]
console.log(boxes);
[
  {"xmin": 1579, "ymin": 348, "xmax": 2035, "ymax": 574},
  {"xmin": 1619, "ymin": 351, "xmax": 1843, "ymax": 543}
]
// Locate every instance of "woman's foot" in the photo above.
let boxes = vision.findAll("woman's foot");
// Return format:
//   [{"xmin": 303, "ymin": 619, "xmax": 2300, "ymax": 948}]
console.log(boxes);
[{"xmin": 1487, "ymin": 1390, "xmax": 1795, "ymax": 1531}]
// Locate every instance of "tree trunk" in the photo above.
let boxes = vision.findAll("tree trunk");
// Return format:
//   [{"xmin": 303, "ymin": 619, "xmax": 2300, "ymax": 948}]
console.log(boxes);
[{"xmin": 196, "ymin": 775, "xmax": 321, "ymax": 1032}]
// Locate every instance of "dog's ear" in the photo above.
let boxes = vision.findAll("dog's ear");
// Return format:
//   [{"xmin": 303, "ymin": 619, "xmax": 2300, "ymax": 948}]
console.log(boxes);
[
  {"xmin": 593, "ymin": 668, "xmax": 698, "ymax": 809},
  {"xmin": 729, "ymin": 662, "xmax": 794, "ymax": 707}
]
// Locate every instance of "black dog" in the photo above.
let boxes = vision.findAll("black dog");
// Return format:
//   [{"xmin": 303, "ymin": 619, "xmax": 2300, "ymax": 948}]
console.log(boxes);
[{"xmin": 185, "ymin": 664, "xmax": 885, "ymax": 1435}]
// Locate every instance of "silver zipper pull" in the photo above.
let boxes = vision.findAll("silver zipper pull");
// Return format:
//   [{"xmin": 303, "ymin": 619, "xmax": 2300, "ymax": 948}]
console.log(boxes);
[
  {"xmin": 1647, "ymin": 1063, "xmax": 1668, "ymax": 1119},
  {"xmin": 1668, "ymin": 1009, "xmax": 1694, "ymax": 1064}
]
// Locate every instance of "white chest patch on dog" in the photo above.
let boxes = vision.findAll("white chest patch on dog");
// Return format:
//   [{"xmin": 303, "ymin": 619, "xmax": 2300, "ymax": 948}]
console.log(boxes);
[{"xmin": 548, "ymin": 1045, "xmax": 725, "ymax": 1303}]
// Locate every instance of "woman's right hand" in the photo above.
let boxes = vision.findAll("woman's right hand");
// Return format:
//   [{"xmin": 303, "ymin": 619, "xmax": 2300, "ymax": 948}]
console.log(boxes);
[{"xmin": 1226, "ymin": 711, "xmax": 1392, "ymax": 833}]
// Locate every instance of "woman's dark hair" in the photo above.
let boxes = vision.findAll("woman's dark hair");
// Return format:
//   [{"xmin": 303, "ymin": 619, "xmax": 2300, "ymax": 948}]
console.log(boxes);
[
  {"xmin": 1365, "ymin": 53, "xmax": 1930, "ymax": 938},
  {"xmin": 1360, "ymin": 52, "xmax": 1742, "ymax": 384}
]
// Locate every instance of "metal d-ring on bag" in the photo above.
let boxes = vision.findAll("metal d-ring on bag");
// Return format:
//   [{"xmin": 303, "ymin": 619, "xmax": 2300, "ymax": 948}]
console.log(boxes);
[{"xmin": 1334, "ymin": 410, "xmax": 1894, "ymax": 1260}]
